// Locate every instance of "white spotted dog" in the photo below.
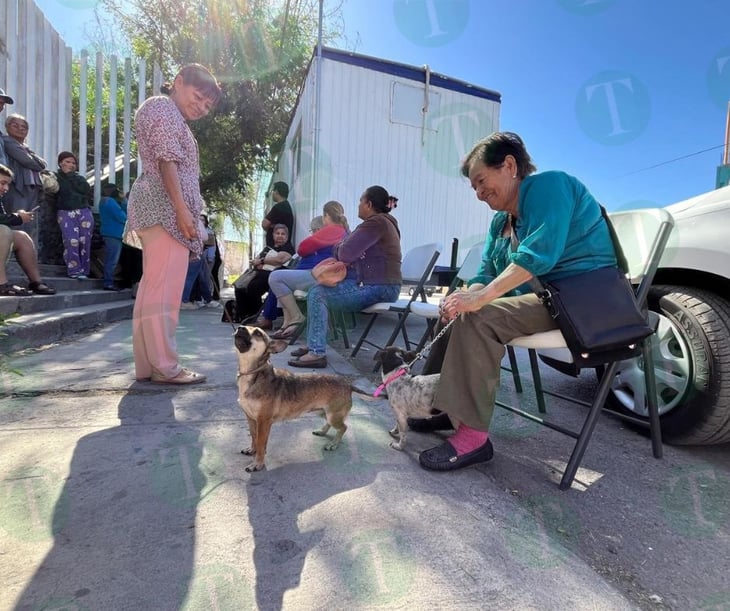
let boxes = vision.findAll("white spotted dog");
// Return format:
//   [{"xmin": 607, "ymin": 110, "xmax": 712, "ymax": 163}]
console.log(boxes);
[{"xmin": 373, "ymin": 346, "xmax": 455, "ymax": 451}]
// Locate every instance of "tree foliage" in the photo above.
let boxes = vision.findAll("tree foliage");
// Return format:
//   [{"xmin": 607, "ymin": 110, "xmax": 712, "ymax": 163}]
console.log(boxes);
[{"xmin": 95, "ymin": 0, "xmax": 343, "ymax": 229}]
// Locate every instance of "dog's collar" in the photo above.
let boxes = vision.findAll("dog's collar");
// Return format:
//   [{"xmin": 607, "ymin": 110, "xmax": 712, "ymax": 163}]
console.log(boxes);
[
  {"xmin": 374, "ymin": 366, "xmax": 408, "ymax": 397},
  {"xmin": 237, "ymin": 361, "xmax": 271, "ymax": 378}
]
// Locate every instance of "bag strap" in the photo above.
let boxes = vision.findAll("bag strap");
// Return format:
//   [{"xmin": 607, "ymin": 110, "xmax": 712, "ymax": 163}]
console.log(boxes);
[
  {"xmin": 508, "ymin": 216, "xmax": 546, "ymax": 299},
  {"xmin": 509, "ymin": 206, "xmax": 628, "ymax": 302}
]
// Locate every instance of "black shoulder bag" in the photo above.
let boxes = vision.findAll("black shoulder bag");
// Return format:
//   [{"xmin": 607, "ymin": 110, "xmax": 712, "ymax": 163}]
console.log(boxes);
[{"xmin": 512, "ymin": 207, "xmax": 653, "ymax": 368}]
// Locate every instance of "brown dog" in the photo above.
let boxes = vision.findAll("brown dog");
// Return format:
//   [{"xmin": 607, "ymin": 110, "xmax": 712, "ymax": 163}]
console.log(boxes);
[{"xmin": 235, "ymin": 325, "xmax": 364, "ymax": 472}]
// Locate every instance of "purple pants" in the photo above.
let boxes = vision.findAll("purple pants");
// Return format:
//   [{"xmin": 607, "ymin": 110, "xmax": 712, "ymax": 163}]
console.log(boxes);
[{"xmin": 57, "ymin": 208, "xmax": 95, "ymax": 277}]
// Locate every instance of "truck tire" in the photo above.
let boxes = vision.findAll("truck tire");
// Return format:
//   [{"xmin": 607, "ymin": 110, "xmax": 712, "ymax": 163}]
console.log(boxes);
[{"xmin": 606, "ymin": 285, "xmax": 730, "ymax": 444}]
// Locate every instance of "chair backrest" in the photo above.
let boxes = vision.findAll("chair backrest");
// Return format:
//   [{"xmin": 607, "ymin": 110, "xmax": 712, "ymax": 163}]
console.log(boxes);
[
  {"xmin": 401, "ymin": 242, "xmax": 442, "ymax": 283},
  {"xmin": 456, "ymin": 243, "xmax": 484, "ymax": 283},
  {"xmin": 608, "ymin": 208, "xmax": 675, "ymax": 306}
]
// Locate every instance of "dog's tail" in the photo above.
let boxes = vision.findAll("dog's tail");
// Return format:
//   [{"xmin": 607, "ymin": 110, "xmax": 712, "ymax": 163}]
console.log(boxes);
[{"xmin": 350, "ymin": 385, "xmax": 380, "ymax": 401}]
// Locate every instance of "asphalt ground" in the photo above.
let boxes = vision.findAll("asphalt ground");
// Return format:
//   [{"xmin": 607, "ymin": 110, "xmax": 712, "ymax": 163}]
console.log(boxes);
[{"xmin": 1, "ymin": 304, "xmax": 729, "ymax": 610}]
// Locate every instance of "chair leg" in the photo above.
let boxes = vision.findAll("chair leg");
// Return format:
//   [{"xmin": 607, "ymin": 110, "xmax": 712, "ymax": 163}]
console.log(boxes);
[
  {"xmin": 527, "ymin": 349, "xmax": 546, "ymax": 413},
  {"xmin": 351, "ymin": 314, "xmax": 378, "ymax": 357},
  {"xmin": 642, "ymin": 337, "xmax": 663, "ymax": 459},
  {"xmin": 506, "ymin": 345, "xmax": 523, "ymax": 393},
  {"xmin": 559, "ymin": 360, "xmax": 620, "ymax": 490},
  {"xmin": 336, "ymin": 310, "xmax": 350, "ymax": 349}
]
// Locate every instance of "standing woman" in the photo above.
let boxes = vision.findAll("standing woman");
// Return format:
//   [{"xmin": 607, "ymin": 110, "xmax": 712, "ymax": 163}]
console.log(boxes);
[
  {"xmin": 55, "ymin": 151, "xmax": 93, "ymax": 279},
  {"xmin": 124, "ymin": 64, "xmax": 222, "ymax": 385},
  {"xmin": 2, "ymin": 114, "xmax": 46, "ymax": 213}
]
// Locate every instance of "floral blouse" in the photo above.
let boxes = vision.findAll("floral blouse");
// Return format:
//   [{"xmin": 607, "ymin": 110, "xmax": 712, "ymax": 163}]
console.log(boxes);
[{"xmin": 124, "ymin": 96, "xmax": 204, "ymax": 254}]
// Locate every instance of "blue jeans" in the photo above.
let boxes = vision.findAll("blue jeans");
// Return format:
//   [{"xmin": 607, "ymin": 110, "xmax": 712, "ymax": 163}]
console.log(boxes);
[
  {"xmin": 268, "ymin": 268, "xmax": 316, "ymax": 298},
  {"xmin": 103, "ymin": 236, "xmax": 123, "ymax": 287},
  {"xmin": 182, "ymin": 257, "xmax": 212, "ymax": 303},
  {"xmin": 306, "ymin": 280, "xmax": 400, "ymax": 355}
]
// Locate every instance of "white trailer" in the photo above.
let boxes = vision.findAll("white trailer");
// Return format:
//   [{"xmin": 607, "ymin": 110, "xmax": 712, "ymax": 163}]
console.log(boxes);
[{"xmin": 273, "ymin": 46, "xmax": 501, "ymax": 266}]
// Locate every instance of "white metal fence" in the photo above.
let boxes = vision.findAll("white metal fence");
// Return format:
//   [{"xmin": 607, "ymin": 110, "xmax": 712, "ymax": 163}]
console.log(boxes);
[
  {"xmin": 0, "ymin": 0, "xmax": 72, "ymax": 177},
  {"xmin": 1, "ymin": 0, "xmax": 160, "ymax": 207}
]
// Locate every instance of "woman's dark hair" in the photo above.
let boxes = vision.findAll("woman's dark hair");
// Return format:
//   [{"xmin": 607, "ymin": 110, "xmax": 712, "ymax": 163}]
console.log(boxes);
[
  {"xmin": 323, "ymin": 200, "xmax": 349, "ymax": 231},
  {"xmin": 461, "ymin": 131, "xmax": 537, "ymax": 179},
  {"xmin": 161, "ymin": 63, "xmax": 222, "ymax": 105},
  {"xmin": 364, "ymin": 185, "xmax": 390, "ymax": 213}
]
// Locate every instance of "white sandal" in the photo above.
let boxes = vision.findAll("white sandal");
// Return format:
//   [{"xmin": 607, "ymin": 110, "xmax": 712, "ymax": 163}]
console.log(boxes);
[{"xmin": 151, "ymin": 368, "xmax": 207, "ymax": 385}]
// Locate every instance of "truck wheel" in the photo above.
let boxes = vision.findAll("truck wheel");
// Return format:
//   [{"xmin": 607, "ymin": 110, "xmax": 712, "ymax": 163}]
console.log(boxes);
[{"xmin": 606, "ymin": 285, "xmax": 730, "ymax": 444}]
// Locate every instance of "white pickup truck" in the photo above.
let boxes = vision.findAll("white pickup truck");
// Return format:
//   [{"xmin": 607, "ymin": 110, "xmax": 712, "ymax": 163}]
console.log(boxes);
[{"xmin": 607, "ymin": 185, "xmax": 730, "ymax": 444}]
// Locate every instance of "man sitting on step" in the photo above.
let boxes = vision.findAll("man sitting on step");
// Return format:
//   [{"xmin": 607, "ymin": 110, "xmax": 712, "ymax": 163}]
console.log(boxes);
[{"xmin": 0, "ymin": 164, "xmax": 56, "ymax": 296}]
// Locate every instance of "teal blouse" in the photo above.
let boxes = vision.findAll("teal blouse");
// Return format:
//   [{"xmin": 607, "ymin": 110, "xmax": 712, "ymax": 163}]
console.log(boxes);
[{"xmin": 469, "ymin": 171, "xmax": 616, "ymax": 290}]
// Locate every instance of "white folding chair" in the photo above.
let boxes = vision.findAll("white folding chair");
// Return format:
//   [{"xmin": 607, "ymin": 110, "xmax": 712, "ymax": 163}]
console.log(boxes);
[
  {"xmin": 410, "ymin": 243, "xmax": 483, "ymax": 352},
  {"xmin": 497, "ymin": 208, "xmax": 675, "ymax": 490},
  {"xmin": 350, "ymin": 242, "xmax": 442, "ymax": 357}
]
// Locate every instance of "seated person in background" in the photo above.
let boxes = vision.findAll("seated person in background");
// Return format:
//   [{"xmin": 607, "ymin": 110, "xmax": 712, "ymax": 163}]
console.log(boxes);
[
  {"xmin": 248, "ymin": 215, "xmax": 325, "ymax": 330},
  {"xmin": 0, "ymin": 164, "xmax": 56, "ymax": 295},
  {"xmin": 99, "ymin": 184, "xmax": 127, "ymax": 291},
  {"xmin": 234, "ymin": 224, "xmax": 294, "ymax": 321},
  {"xmin": 288, "ymin": 186, "xmax": 401, "ymax": 369},
  {"xmin": 263, "ymin": 200, "xmax": 350, "ymax": 339}
]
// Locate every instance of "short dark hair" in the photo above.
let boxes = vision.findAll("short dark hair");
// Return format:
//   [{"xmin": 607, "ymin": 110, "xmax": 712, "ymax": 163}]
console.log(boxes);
[
  {"xmin": 461, "ymin": 131, "xmax": 537, "ymax": 179},
  {"xmin": 272, "ymin": 181, "xmax": 289, "ymax": 199},
  {"xmin": 161, "ymin": 63, "xmax": 222, "ymax": 106}
]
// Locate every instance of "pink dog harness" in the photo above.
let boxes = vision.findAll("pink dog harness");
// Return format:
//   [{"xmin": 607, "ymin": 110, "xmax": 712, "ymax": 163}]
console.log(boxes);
[{"xmin": 373, "ymin": 366, "xmax": 408, "ymax": 397}]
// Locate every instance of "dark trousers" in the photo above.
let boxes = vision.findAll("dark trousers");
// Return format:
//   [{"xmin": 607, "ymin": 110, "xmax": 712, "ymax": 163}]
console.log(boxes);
[{"xmin": 234, "ymin": 271, "xmax": 271, "ymax": 320}]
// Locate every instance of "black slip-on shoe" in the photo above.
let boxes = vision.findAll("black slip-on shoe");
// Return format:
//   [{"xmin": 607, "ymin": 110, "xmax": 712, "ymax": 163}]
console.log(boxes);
[
  {"xmin": 419, "ymin": 438, "xmax": 494, "ymax": 471},
  {"xmin": 407, "ymin": 412, "xmax": 454, "ymax": 433}
]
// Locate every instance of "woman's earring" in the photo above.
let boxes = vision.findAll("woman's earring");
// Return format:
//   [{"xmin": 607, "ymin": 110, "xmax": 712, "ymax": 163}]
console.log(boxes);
[{"xmin": 512, "ymin": 174, "xmax": 517, "ymax": 179}]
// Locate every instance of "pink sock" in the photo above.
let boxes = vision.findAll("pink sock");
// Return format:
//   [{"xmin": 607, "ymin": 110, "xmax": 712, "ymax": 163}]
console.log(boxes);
[{"xmin": 449, "ymin": 424, "xmax": 489, "ymax": 455}]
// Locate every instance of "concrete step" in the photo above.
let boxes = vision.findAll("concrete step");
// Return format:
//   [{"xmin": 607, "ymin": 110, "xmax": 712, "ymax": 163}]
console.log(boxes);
[
  {"xmin": 2, "ymin": 261, "xmax": 135, "ymax": 352},
  {"xmin": 0, "ymin": 288, "xmax": 132, "ymax": 316},
  {"xmin": 1, "ymin": 300, "xmax": 134, "ymax": 352}
]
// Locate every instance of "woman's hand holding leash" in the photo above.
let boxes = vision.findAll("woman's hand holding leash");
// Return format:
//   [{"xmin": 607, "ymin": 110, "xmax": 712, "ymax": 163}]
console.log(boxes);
[{"xmin": 440, "ymin": 289, "xmax": 488, "ymax": 320}]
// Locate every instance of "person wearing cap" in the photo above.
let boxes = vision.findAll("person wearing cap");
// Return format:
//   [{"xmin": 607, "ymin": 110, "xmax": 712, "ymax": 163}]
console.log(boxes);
[
  {"xmin": 2, "ymin": 113, "xmax": 46, "ymax": 214},
  {"xmin": 55, "ymin": 151, "xmax": 93, "ymax": 279},
  {"xmin": 0, "ymin": 88, "xmax": 13, "ymax": 167}
]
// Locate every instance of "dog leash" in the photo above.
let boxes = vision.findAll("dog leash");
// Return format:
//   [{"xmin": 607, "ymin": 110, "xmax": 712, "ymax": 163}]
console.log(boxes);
[
  {"xmin": 409, "ymin": 315, "xmax": 458, "ymax": 364},
  {"xmin": 372, "ymin": 315, "xmax": 459, "ymax": 397}
]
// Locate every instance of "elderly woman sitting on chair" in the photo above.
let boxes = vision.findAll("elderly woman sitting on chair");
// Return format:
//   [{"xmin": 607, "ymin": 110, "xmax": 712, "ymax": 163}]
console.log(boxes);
[
  {"xmin": 234, "ymin": 224, "xmax": 294, "ymax": 322},
  {"xmin": 413, "ymin": 131, "xmax": 619, "ymax": 472}
]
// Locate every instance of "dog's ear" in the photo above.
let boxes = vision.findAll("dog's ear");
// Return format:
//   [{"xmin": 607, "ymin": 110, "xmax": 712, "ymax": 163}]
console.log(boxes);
[
  {"xmin": 373, "ymin": 350, "xmax": 384, "ymax": 363},
  {"xmin": 404, "ymin": 350, "xmax": 418, "ymax": 363},
  {"xmin": 268, "ymin": 339, "xmax": 289, "ymax": 354}
]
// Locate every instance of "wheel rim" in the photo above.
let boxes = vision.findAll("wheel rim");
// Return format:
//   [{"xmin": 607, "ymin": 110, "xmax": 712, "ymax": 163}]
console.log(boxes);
[{"xmin": 609, "ymin": 313, "xmax": 693, "ymax": 417}]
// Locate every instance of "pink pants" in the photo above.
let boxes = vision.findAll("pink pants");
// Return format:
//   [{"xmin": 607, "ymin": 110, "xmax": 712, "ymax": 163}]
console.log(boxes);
[{"xmin": 132, "ymin": 225, "xmax": 189, "ymax": 379}]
